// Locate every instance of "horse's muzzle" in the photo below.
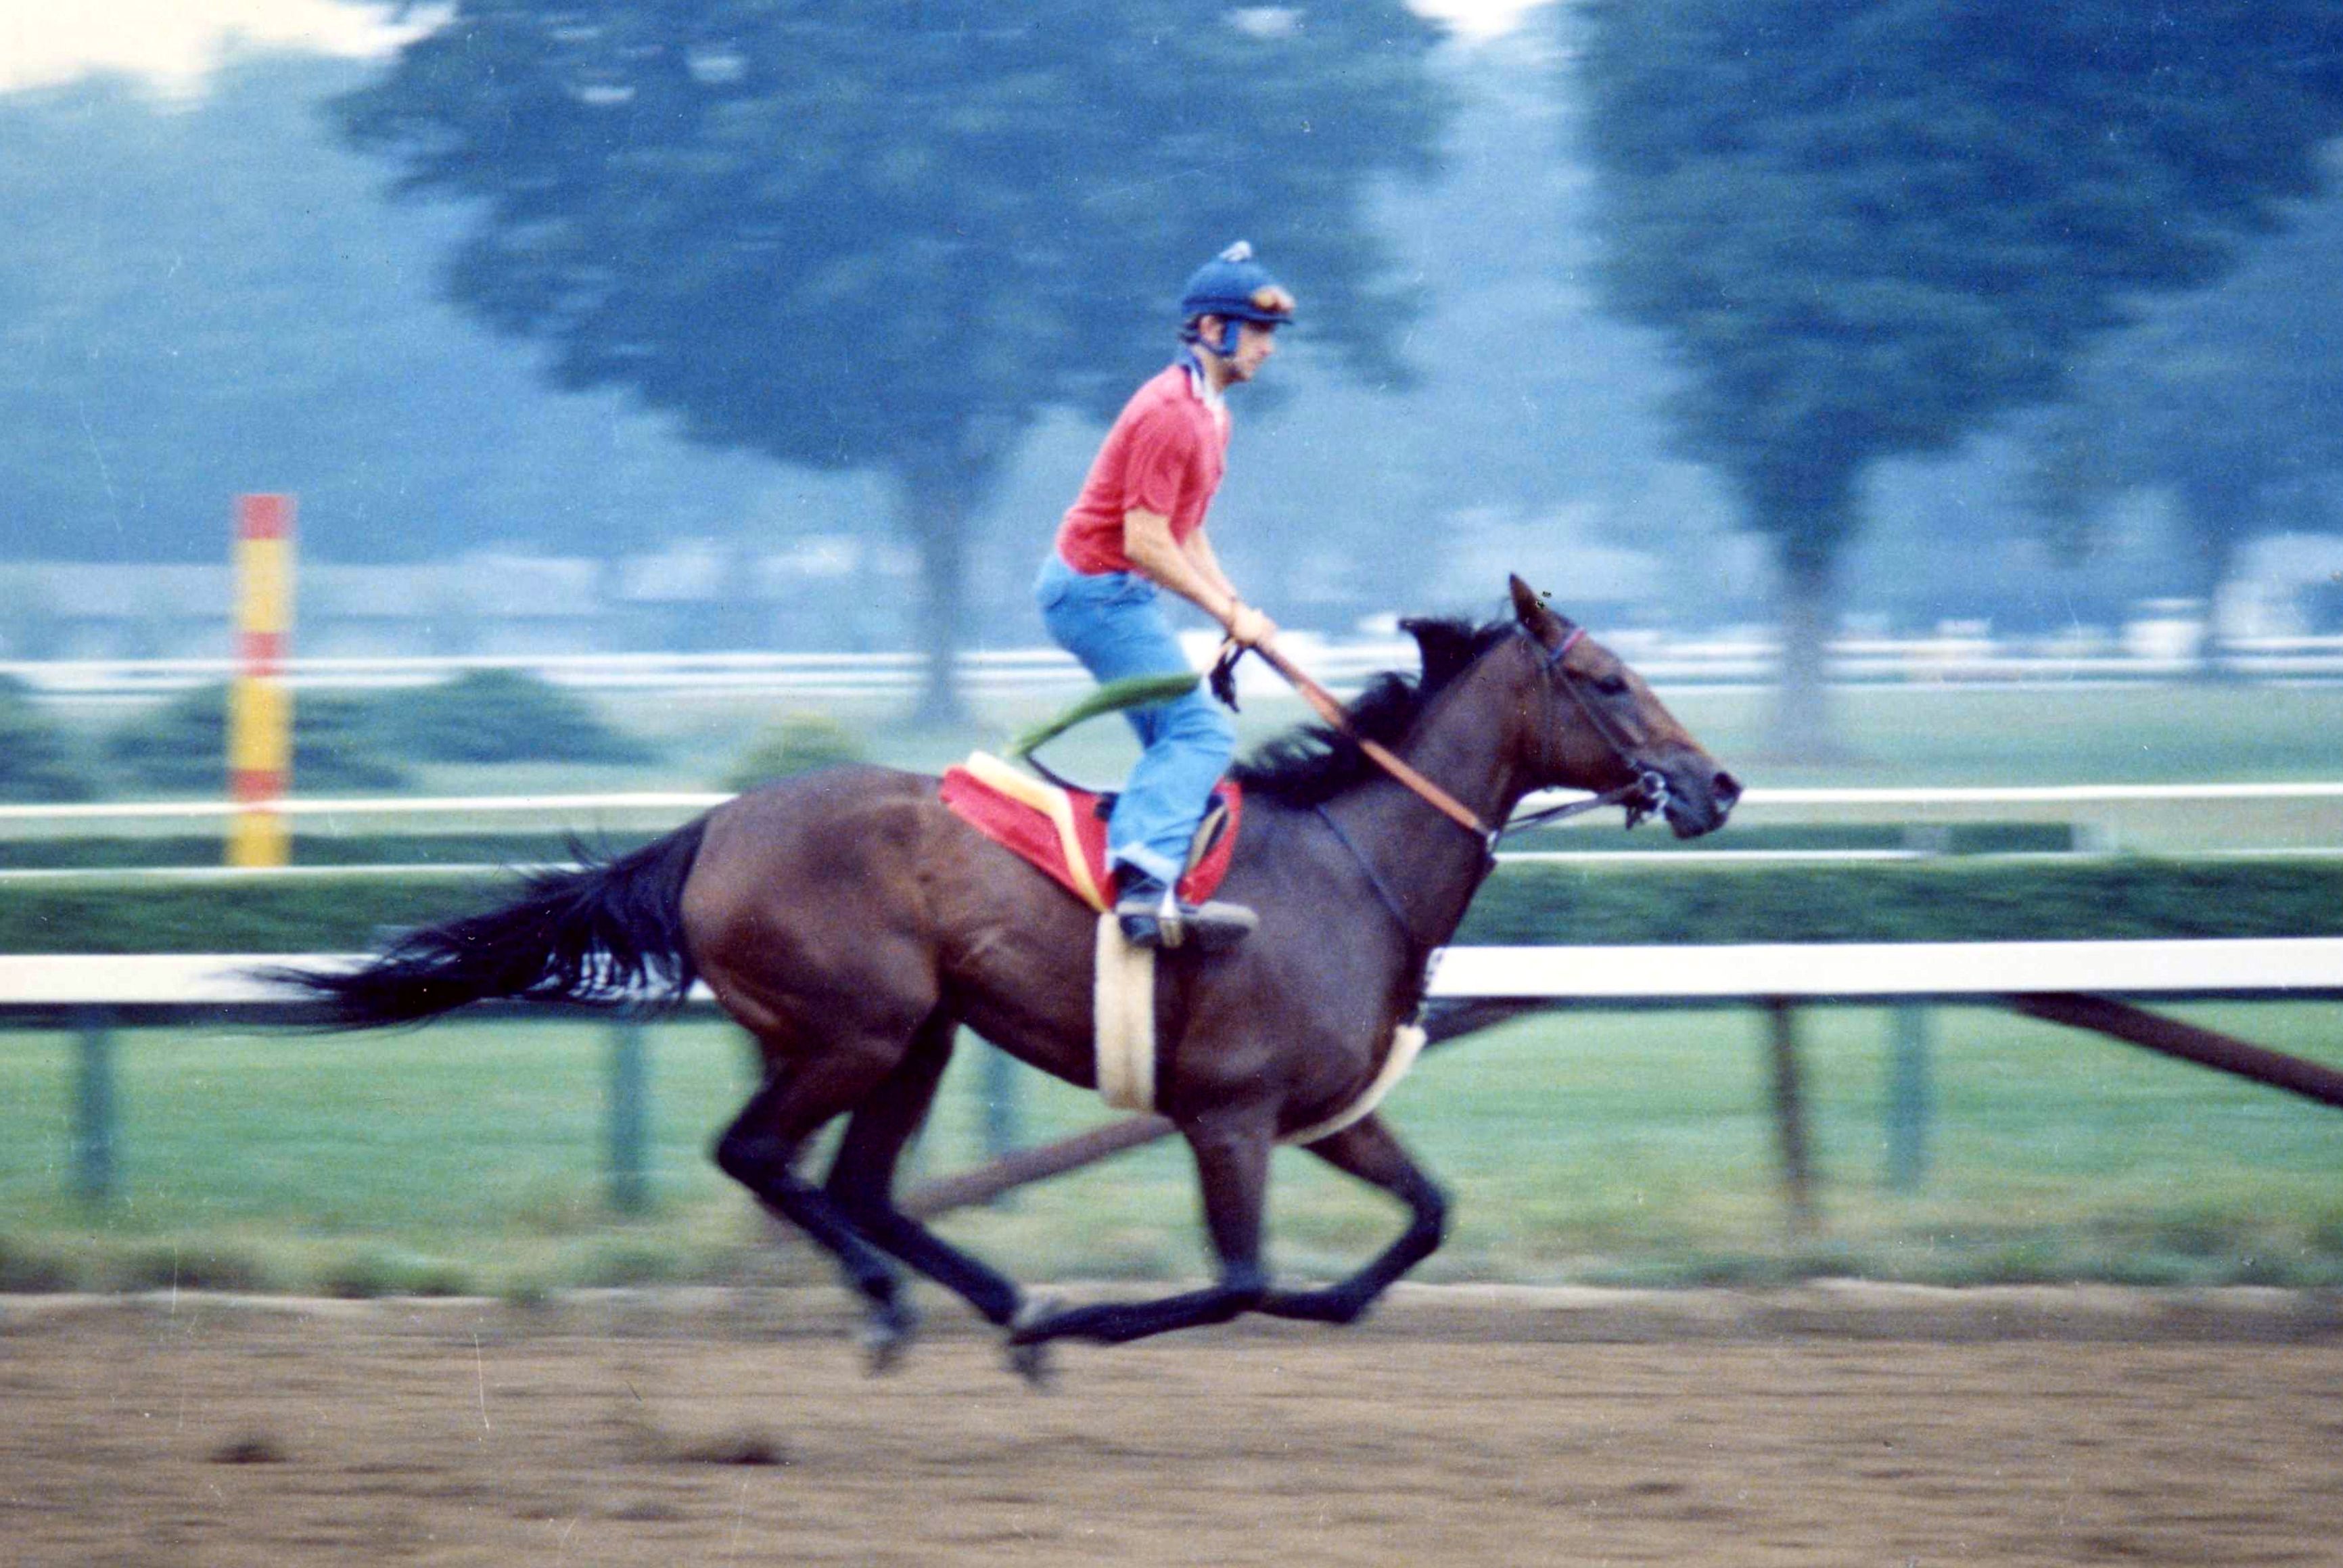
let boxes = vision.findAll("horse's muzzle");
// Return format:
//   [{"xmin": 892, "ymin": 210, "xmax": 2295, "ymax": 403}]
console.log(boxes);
[{"xmin": 1661, "ymin": 766, "xmax": 1741, "ymax": 839}]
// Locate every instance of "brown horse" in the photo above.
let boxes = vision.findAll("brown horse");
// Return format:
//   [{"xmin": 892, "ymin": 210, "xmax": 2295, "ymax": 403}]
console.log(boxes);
[{"xmin": 282, "ymin": 578, "xmax": 1738, "ymax": 1377}]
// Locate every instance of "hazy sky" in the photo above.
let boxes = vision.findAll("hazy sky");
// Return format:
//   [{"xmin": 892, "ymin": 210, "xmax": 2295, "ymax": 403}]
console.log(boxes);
[{"xmin": 0, "ymin": 0, "xmax": 1548, "ymax": 96}]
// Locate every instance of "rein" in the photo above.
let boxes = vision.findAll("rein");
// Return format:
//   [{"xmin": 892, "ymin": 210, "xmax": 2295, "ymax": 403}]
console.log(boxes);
[
  {"xmin": 1225, "ymin": 627, "xmax": 1664, "ymax": 850},
  {"xmin": 1238, "ymin": 639, "xmax": 1496, "ymax": 843}
]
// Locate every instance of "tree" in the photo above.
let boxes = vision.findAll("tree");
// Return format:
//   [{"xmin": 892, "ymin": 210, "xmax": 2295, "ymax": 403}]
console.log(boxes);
[
  {"xmin": 2022, "ymin": 183, "xmax": 2343, "ymax": 662},
  {"xmin": 0, "ymin": 52, "xmax": 776, "ymax": 567},
  {"xmin": 1574, "ymin": 0, "xmax": 2343, "ymax": 754},
  {"xmin": 338, "ymin": 1, "xmax": 1449, "ymax": 722}
]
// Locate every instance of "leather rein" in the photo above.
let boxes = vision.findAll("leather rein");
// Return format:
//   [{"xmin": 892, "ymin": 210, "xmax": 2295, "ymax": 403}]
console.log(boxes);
[{"xmin": 1225, "ymin": 626, "xmax": 1668, "ymax": 854}]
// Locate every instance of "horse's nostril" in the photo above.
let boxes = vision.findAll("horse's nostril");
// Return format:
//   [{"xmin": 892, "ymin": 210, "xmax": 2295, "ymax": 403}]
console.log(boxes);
[{"xmin": 1714, "ymin": 771, "xmax": 1742, "ymax": 807}]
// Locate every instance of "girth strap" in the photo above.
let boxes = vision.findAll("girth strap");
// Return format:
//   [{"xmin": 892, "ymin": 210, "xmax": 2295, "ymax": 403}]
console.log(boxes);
[{"xmin": 1092, "ymin": 914, "xmax": 1428, "ymax": 1140}]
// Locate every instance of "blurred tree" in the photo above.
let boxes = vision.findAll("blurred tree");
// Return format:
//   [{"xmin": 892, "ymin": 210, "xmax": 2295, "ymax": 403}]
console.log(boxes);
[
  {"xmin": 1575, "ymin": 1, "xmax": 2343, "ymax": 755},
  {"xmin": 2020, "ymin": 184, "xmax": 2343, "ymax": 665},
  {"xmin": 0, "ymin": 54, "xmax": 774, "ymax": 568},
  {"xmin": 338, "ymin": 0, "xmax": 1448, "ymax": 722}
]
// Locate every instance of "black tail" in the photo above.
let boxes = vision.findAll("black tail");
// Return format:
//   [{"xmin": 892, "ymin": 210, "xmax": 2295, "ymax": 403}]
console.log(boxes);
[{"xmin": 271, "ymin": 818, "xmax": 708, "ymax": 1027}]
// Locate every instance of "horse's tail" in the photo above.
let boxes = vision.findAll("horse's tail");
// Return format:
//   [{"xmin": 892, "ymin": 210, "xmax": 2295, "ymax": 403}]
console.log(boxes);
[{"xmin": 269, "ymin": 818, "xmax": 708, "ymax": 1028}]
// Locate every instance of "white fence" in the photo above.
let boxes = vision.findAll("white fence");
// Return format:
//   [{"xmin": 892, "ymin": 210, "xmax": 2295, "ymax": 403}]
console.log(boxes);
[
  {"xmin": 5, "ymin": 782, "xmax": 2341, "ymax": 856},
  {"xmin": 11, "ymin": 629, "xmax": 2343, "ymax": 703},
  {"xmin": 7, "ymin": 942, "xmax": 2341, "ymax": 1218}
]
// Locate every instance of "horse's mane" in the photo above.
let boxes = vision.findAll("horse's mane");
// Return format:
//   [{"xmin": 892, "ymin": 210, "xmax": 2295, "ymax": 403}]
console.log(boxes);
[{"xmin": 1230, "ymin": 616, "xmax": 1516, "ymax": 806}]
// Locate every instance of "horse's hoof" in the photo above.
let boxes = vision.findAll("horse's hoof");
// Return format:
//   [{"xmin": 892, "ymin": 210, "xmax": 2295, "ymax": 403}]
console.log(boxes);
[
  {"xmin": 1005, "ymin": 1337, "xmax": 1056, "ymax": 1389},
  {"xmin": 856, "ymin": 1299, "xmax": 919, "ymax": 1375},
  {"xmin": 1003, "ymin": 1294, "xmax": 1061, "ymax": 1389},
  {"xmin": 1263, "ymin": 1288, "xmax": 1362, "ymax": 1325}
]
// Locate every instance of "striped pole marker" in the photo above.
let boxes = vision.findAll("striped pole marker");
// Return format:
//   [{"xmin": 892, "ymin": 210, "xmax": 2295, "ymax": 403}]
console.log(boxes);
[{"xmin": 227, "ymin": 494, "xmax": 295, "ymax": 868}]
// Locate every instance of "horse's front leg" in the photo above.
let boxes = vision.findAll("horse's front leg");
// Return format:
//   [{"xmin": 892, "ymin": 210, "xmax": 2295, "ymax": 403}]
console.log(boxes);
[
  {"xmin": 1006, "ymin": 1108, "xmax": 1272, "ymax": 1366},
  {"xmin": 1258, "ymin": 1114, "xmax": 1447, "ymax": 1325},
  {"xmin": 824, "ymin": 1022, "xmax": 1028, "ymax": 1366}
]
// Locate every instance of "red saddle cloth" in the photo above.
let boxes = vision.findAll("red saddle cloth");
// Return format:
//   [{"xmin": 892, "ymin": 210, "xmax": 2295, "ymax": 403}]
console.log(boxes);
[{"xmin": 938, "ymin": 752, "xmax": 1243, "ymax": 913}]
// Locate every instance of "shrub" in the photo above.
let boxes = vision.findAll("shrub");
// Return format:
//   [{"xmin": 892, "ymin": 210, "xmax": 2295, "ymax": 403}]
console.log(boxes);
[
  {"xmin": 102, "ymin": 684, "xmax": 407, "ymax": 793},
  {"xmin": 110, "ymin": 1244, "xmax": 272, "ymax": 1293},
  {"xmin": 0, "ymin": 1234, "xmax": 77, "ymax": 1292},
  {"xmin": 722, "ymin": 711, "xmax": 865, "ymax": 791},
  {"xmin": 8, "ymin": 857, "xmax": 2343, "ymax": 955},
  {"xmin": 0, "ymin": 674, "xmax": 98, "ymax": 801},
  {"xmin": 367, "ymin": 668, "xmax": 655, "ymax": 764},
  {"xmin": 318, "ymin": 1247, "xmax": 473, "ymax": 1299}
]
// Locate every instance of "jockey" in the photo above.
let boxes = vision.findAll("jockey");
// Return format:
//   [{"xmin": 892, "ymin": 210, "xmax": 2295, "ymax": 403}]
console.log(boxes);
[{"xmin": 1034, "ymin": 241, "xmax": 1295, "ymax": 950}]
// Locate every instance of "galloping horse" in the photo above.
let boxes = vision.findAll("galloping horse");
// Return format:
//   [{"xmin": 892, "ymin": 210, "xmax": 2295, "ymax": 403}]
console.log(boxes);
[{"xmin": 283, "ymin": 578, "xmax": 1738, "ymax": 1377}]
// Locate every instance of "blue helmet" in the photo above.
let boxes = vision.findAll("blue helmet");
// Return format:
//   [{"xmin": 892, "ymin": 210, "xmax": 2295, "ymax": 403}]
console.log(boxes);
[{"xmin": 1178, "ymin": 241, "xmax": 1295, "ymax": 356}]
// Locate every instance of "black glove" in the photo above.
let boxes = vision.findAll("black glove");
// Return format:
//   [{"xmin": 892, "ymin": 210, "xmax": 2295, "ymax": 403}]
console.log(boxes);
[{"xmin": 1209, "ymin": 638, "xmax": 1244, "ymax": 711}]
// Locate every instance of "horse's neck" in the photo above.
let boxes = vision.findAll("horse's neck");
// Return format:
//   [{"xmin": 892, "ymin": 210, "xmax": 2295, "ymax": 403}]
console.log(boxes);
[
  {"xmin": 1399, "ymin": 643, "xmax": 1542, "ymax": 828},
  {"xmin": 1321, "ymin": 651, "xmax": 1537, "ymax": 948}
]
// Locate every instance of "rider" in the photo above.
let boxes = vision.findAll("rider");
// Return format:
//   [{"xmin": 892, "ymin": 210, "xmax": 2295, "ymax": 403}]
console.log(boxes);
[{"xmin": 1034, "ymin": 241, "xmax": 1293, "ymax": 950}]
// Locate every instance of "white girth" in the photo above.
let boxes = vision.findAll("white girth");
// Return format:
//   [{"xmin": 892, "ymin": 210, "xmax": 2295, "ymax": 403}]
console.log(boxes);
[{"xmin": 1092, "ymin": 915, "xmax": 1428, "ymax": 1144}]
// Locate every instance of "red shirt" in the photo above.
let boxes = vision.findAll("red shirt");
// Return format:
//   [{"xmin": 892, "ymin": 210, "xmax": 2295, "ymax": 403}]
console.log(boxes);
[{"xmin": 1054, "ymin": 362, "xmax": 1230, "ymax": 575}]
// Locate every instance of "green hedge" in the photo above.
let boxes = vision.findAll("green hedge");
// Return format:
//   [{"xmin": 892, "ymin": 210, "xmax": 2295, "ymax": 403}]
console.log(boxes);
[
  {"xmin": 0, "ymin": 833, "xmax": 654, "ymax": 871},
  {"xmin": 367, "ymin": 669, "xmax": 655, "ymax": 764},
  {"xmin": 101, "ymin": 685, "xmax": 407, "ymax": 792},
  {"xmin": 1454, "ymin": 858, "xmax": 2343, "ymax": 946},
  {"xmin": 0, "ymin": 675, "xmax": 98, "ymax": 802},
  {"xmin": 5, "ymin": 857, "xmax": 2341, "ymax": 955}
]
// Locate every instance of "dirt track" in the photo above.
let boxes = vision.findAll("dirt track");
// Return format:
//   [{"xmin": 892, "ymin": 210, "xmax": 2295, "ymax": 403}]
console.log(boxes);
[{"xmin": 5, "ymin": 1286, "xmax": 2340, "ymax": 1567}]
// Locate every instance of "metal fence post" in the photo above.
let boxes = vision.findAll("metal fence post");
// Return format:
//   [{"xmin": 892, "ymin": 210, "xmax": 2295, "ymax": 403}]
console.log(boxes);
[
  {"xmin": 978, "ymin": 1048, "xmax": 1024, "ymax": 1209},
  {"xmin": 607, "ymin": 1022, "xmax": 649, "ymax": 1214},
  {"xmin": 1763, "ymin": 999, "xmax": 1818, "ymax": 1234},
  {"xmin": 1886, "ymin": 1004, "xmax": 1933, "ymax": 1193},
  {"xmin": 70, "ymin": 1011, "xmax": 118, "ymax": 1203},
  {"xmin": 980, "ymin": 1047, "xmax": 1022, "ymax": 1159}
]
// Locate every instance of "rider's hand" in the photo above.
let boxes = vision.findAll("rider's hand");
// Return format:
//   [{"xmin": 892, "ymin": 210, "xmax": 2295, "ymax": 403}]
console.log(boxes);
[{"xmin": 1228, "ymin": 601, "xmax": 1278, "ymax": 649}]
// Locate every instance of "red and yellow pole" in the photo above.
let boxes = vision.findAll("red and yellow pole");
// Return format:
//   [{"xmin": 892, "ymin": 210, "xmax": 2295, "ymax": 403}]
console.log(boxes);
[{"xmin": 227, "ymin": 493, "xmax": 295, "ymax": 867}]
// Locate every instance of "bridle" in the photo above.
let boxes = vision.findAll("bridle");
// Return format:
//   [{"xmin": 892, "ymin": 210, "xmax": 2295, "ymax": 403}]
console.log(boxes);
[
  {"xmin": 1227, "ymin": 625, "xmax": 1670, "ymax": 856},
  {"xmin": 1252, "ymin": 624, "xmax": 1667, "ymax": 950},
  {"xmin": 1504, "ymin": 626, "xmax": 1672, "ymax": 840}
]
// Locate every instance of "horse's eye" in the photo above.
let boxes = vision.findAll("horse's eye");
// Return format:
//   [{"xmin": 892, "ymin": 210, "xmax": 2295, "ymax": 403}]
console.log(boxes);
[{"xmin": 1594, "ymin": 675, "xmax": 1630, "ymax": 697}]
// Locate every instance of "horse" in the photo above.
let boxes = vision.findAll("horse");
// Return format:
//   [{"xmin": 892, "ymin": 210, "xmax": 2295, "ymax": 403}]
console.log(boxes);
[{"xmin": 279, "ymin": 577, "xmax": 1739, "ymax": 1379}]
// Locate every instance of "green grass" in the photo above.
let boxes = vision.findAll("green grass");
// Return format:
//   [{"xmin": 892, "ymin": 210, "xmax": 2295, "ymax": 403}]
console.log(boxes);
[
  {"xmin": 645, "ymin": 680, "xmax": 2343, "ymax": 791},
  {"xmin": 4, "ymin": 678, "xmax": 2338, "ymax": 1295},
  {"xmin": 33, "ymin": 678, "xmax": 2343, "ymax": 807},
  {"xmin": 5, "ymin": 1003, "xmax": 2338, "ymax": 1295},
  {"xmin": 1651, "ymin": 683, "xmax": 2343, "ymax": 786}
]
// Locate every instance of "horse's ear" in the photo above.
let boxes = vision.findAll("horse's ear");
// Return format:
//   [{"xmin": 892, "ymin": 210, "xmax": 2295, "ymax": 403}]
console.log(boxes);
[
  {"xmin": 1402, "ymin": 617, "xmax": 1481, "ymax": 688},
  {"xmin": 1508, "ymin": 574, "xmax": 1573, "ymax": 644}
]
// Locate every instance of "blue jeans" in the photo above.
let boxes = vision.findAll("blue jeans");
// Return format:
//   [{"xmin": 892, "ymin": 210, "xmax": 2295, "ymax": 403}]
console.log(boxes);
[{"xmin": 1034, "ymin": 551, "xmax": 1236, "ymax": 889}]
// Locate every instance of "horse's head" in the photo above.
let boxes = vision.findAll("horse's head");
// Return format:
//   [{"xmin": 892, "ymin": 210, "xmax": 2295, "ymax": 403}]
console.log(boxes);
[{"xmin": 1501, "ymin": 575, "xmax": 1740, "ymax": 839}]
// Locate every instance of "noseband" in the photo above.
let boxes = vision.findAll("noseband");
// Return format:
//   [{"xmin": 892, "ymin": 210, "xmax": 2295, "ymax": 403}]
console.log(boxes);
[
  {"xmin": 1233, "ymin": 626, "xmax": 1667, "ymax": 858},
  {"xmin": 1301, "ymin": 625, "xmax": 1669, "ymax": 949},
  {"xmin": 1506, "ymin": 626, "xmax": 1671, "ymax": 839}
]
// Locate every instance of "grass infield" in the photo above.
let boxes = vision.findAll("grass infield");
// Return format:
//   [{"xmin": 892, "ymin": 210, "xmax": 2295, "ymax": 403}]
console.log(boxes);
[
  {"xmin": 4, "ymin": 679, "xmax": 2339, "ymax": 1295},
  {"xmin": 3, "ymin": 1001, "xmax": 2338, "ymax": 1297}
]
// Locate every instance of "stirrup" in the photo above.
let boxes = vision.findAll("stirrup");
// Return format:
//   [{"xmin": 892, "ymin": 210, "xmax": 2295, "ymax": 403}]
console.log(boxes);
[{"xmin": 1115, "ymin": 879, "xmax": 1257, "ymax": 952}]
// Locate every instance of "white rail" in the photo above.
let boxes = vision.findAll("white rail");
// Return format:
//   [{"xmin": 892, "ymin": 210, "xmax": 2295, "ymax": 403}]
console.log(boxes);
[
  {"xmin": 7, "ymin": 939, "xmax": 2341, "ymax": 1015},
  {"xmin": 10, "ymin": 632, "xmax": 2343, "ymax": 699},
  {"xmin": 3, "ymin": 781, "xmax": 2340, "ymax": 825},
  {"xmin": 3, "ymin": 782, "xmax": 2340, "ymax": 856},
  {"xmin": 11, "ymin": 944, "xmax": 2338, "ymax": 1210},
  {"xmin": 1426, "ymin": 939, "xmax": 2343, "ymax": 1003}
]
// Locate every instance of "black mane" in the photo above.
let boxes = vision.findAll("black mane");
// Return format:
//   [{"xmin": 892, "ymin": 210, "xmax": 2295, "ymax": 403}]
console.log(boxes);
[{"xmin": 1230, "ymin": 616, "xmax": 1516, "ymax": 805}]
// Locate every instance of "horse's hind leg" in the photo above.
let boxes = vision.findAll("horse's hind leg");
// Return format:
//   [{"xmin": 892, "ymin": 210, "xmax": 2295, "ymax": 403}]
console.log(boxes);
[
  {"xmin": 822, "ymin": 1016, "xmax": 1027, "ymax": 1354},
  {"xmin": 1008, "ymin": 1107, "xmax": 1274, "ymax": 1355},
  {"xmin": 1258, "ymin": 1113, "xmax": 1447, "ymax": 1325},
  {"xmin": 712, "ymin": 1043, "xmax": 921, "ymax": 1356}
]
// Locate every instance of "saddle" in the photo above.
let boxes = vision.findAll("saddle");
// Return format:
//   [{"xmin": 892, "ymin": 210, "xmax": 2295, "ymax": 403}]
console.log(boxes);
[
  {"xmin": 940, "ymin": 752, "xmax": 1424, "ymax": 1132},
  {"xmin": 938, "ymin": 752, "xmax": 1243, "ymax": 913}
]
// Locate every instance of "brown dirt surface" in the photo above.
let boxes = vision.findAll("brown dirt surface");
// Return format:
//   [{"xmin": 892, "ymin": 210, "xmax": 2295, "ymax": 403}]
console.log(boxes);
[{"xmin": 4, "ymin": 1285, "xmax": 2340, "ymax": 1567}]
